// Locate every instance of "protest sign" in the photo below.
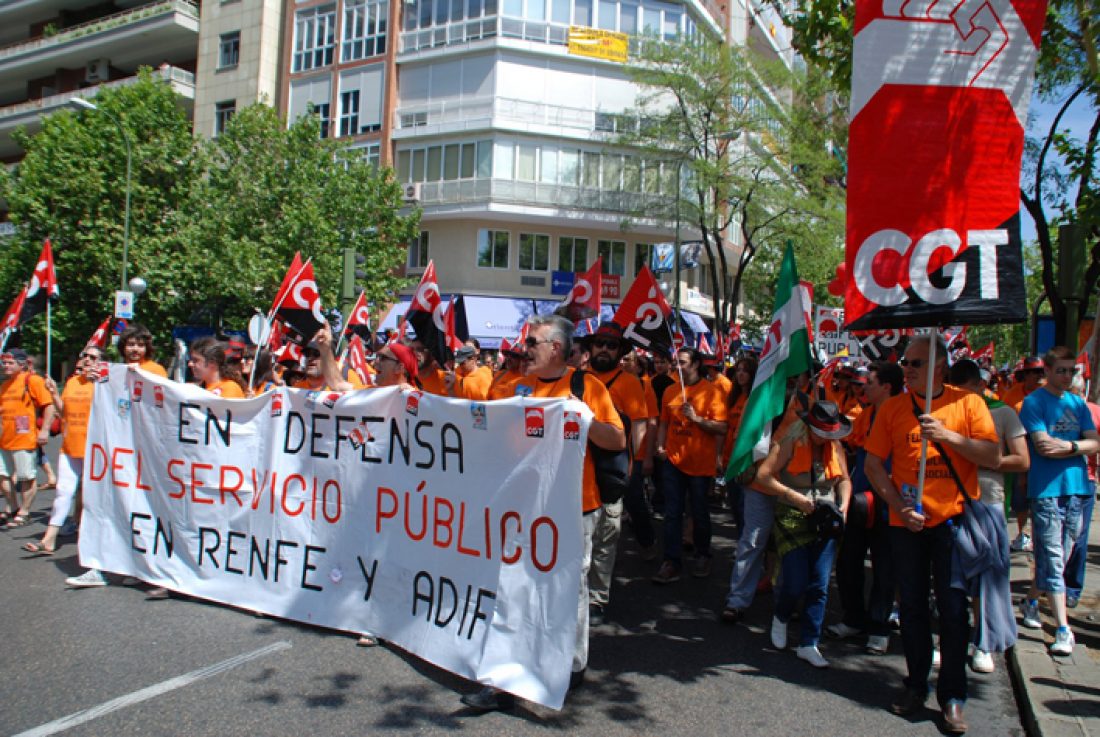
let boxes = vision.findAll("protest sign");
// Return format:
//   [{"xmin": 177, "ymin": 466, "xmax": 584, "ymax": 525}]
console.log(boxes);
[{"xmin": 79, "ymin": 366, "xmax": 588, "ymax": 709}]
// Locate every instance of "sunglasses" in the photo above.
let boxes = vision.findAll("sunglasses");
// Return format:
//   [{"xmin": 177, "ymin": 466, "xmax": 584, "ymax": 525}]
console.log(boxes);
[
  {"xmin": 377, "ymin": 354, "xmax": 399, "ymax": 364},
  {"xmin": 303, "ymin": 349, "xmax": 321, "ymax": 359},
  {"xmin": 591, "ymin": 338, "xmax": 621, "ymax": 350},
  {"xmin": 525, "ymin": 337, "xmax": 554, "ymax": 348},
  {"xmin": 898, "ymin": 358, "xmax": 928, "ymax": 369},
  {"xmin": 79, "ymin": 352, "xmax": 100, "ymax": 360}
]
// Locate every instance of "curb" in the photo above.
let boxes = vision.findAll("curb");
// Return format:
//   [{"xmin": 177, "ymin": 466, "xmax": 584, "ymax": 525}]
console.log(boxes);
[{"xmin": 1008, "ymin": 632, "xmax": 1098, "ymax": 737}]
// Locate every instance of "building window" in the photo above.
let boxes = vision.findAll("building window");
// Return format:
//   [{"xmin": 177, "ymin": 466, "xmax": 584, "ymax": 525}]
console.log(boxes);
[
  {"xmin": 598, "ymin": 240, "xmax": 626, "ymax": 276},
  {"xmin": 218, "ymin": 31, "xmax": 240, "ymax": 69},
  {"xmin": 315, "ymin": 102, "xmax": 331, "ymax": 138},
  {"xmin": 518, "ymin": 233, "xmax": 549, "ymax": 271},
  {"xmin": 343, "ymin": 0, "xmax": 388, "ymax": 61},
  {"xmin": 634, "ymin": 242, "xmax": 653, "ymax": 276},
  {"xmin": 396, "ymin": 140, "xmax": 491, "ymax": 183},
  {"xmin": 408, "ymin": 231, "xmax": 429, "ymax": 269},
  {"xmin": 214, "ymin": 100, "xmax": 236, "ymax": 135},
  {"xmin": 558, "ymin": 236, "xmax": 588, "ymax": 272},
  {"xmin": 477, "ymin": 229, "xmax": 509, "ymax": 269},
  {"xmin": 293, "ymin": 5, "xmax": 336, "ymax": 72},
  {"xmin": 339, "ymin": 90, "xmax": 359, "ymax": 137}
]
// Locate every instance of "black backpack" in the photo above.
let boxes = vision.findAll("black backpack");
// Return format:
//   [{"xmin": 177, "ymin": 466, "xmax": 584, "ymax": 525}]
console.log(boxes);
[{"xmin": 570, "ymin": 369, "xmax": 632, "ymax": 504}]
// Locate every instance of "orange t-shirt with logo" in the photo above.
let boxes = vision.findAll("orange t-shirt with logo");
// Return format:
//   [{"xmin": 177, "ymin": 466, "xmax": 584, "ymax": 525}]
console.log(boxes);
[
  {"xmin": 661, "ymin": 379, "xmax": 728, "ymax": 477},
  {"xmin": 786, "ymin": 434, "xmax": 845, "ymax": 481},
  {"xmin": 138, "ymin": 360, "xmax": 168, "ymax": 378},
  {"xmin": 205, "ymin": 379, "xmax": 245, "ymax": 398},
  {"xmin": 515, "ymin": 368, "xmax": 623, "ymax": 513},
  {"xmin": 864, "ymin": 385, "xmax": 997, "ymax": 527},
  {"xmin": 592, "ymin": 368, "xmax": 651, "ymax": 456},
  {"xmin": 60, "ymin": 375, "xmax": 95, "ymax": 458},
  {"xmin": 0, "ymin": 372, "xmax": 52, "ymax": 451},
  {"xmin": 488, "ymin": 368, "xmax": 525, "ymax": 400},
  {"xmin": 419, "ymin": 367, "xmax": 448, "ymax": 396},
  {"xmin": 457, "ymin": 364, "xmax": 493, "ymax": 401}
]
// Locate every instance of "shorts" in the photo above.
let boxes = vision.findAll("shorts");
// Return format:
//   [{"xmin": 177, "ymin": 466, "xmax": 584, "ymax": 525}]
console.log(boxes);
[
  {"xmin": 1031, "ymin": 495, "xmax": 1085, "ymax": 594},
  {"xmin": 0, "ymin": 449, "xmax": 37, "ymax": 481}
]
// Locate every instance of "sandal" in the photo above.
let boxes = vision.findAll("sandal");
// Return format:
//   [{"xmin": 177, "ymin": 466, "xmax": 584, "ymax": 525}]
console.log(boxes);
[
  {"xmin": 0, "ymin": 511, "xmax": 11, "ymax": 526},
  {"xmin": 22, "ymin": 541, "xmax": 55, "ymax": 556},
  {"xmin": 4, "ymin": 514, "xmax": 29, "ymax": 529}
]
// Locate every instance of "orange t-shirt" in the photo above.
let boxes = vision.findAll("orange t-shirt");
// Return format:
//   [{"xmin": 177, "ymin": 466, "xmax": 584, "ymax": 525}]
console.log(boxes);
[
  {"xmin": 709, "ymin": 373, "xmax": 733, "ymax": 400},
  {"xmin": 720, "ymin": 393, "xmax": 748, "ymax": 466},
  {"xmin": 419, "ymin": 367, "xmax": 448, "ymax": 396},
  {"xmin": 60, "ymin": 375, "xmax": 95, "ymax": 458},
  {"xmin": 488, "ymin": 368, "xmax": 525, "ymax": 400},
  {"xmin": 457, "ymin": 364, "xmax": 493, "ymax": 401},
  {"xmin": 785, "ymin": 434, "xmax": 845, "ymax": 481},
  {"xmin": 661, "ymin": 379, "xmax": 728, "ymax": 477},
  {"xmin": 592, "ymin": 368, "xmax": 651, "ymax": 456},
  {"xmin": 0, "ymin": 372, "xmax": 52, "ymax": 451},
  {"xmin": 864, "ymin": 385, "xmax": 997, "ymax": 527},
  {"xmin": 205, "ymin": 379, "xmax": 245, "ymax": 398},
  {"xmin": 515, "ymin": 368, "xmax": 623, "ymax": 513},
  {"xmin": 294, "ymin": 368, "xmax": 367, "ymax": 392},
  {"xmin": 138, "ymin": 360, "xmax": 168, "ymax": 378},
  {"xmin": 846, "ymin": 404, "xmax": 877, "ymax": 449}
]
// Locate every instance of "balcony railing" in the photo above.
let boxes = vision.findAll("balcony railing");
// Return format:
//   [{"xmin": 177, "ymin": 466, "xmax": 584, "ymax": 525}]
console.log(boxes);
[
  {"xmin": 0, "ymin": 0, "xmax": 199, "ymax": 62},
  {"xmin": 417, "ymin": 177, "xmax": 675, "ymax": 217},
  {"xmin": 395, "ymin": 95, "xmax": 600, "ymax": 135},
  {"xmin": 0, "ymin": 66, "xmax": 195, "ymax": 123}
]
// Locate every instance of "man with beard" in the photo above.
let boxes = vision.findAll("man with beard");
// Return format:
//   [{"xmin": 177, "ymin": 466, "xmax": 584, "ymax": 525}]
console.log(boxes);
[{"xmin": 118, "ymin": 324, "xmax": 167, "ymax": 377}]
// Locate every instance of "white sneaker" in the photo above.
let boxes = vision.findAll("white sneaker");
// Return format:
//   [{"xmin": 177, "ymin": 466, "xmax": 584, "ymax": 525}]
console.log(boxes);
[
  {"xmin": 1011, "ymin": 532, "xmax": 1033, "ymax": 552},
  {"xmin": 1050, "ymin": 628, "xmax": 1075, "ymax": 656},
  {"xmin": 770, "ymin": 616, "xmax": 788, "ymax": 650},
  {"xmin": 1019, "ymin": 599, "xmax": 1042, "ymax": 629},
  {"xmin": 932, "ymin": 647, "xmax": 941, "ymax": 667},
  {"xmin": 796, "ymin": 645, "xmax": 829, "ymax": 668},
  {"xmin": 825, "ymin": 622, "xmax": 862, "ymax": 639},
  {"xmin": 66, "ymin": 569, "xmax": 106, "ymax": 588},
  {"xmin": 971, "ymin": 648, "xmax": 995, "ymax": 673},
  {"xmin": 866, "ymin": 635, "xmax": 889, "ymax": 655}
]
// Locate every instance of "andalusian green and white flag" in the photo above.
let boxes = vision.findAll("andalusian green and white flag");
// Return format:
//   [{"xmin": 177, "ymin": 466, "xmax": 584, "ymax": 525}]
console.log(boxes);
[{"xmin": 725, "ymin": 244, "xmax": 812, "ymax": 479}]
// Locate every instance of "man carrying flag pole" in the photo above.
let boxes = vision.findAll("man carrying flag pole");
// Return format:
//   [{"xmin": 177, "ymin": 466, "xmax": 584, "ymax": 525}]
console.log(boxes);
[{"xmin": 721, "ymin": 244, "xmax": 813, "ymax": 623}]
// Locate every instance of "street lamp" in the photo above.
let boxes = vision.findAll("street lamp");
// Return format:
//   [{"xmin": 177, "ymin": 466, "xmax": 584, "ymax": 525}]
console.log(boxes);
[{"xmin": 69, "ymin": 97, "xmax": 132, "ymax": 291}]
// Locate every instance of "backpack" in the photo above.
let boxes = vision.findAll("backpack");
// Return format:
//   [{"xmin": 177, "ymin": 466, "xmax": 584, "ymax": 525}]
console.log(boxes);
[{"xmin": 570, "ymin": 369, "xmax": 632, "ymax": 504}]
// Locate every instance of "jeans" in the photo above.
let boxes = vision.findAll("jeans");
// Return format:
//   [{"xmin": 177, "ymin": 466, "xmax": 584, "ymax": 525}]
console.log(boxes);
[
  {"xmin": 725, "ymin": 488, "xmax": 777, "ymax": 609},
  {"xmin": 660, "ymin": 461, "xmax": 712, "ymax": 565},
  {"xmin": 725, "ymin": 481, "xmax": 746, "ymax": 540},
  {"xmin": 891, "ymin": 523, "xmax": 970, "ymax": 706},
  {"xmin": 622, "ymin": 460, "xmax": 655, "ymax": 549},
  {"xmin": 1064, "ymin": 488, "xmax": 1095, "ymax": 599},
  {"xmin": 775, "ymin": 537, "xmax": 837, "ymax": 646},
  {"xmin": 835, "ymin": 491, "xmax": 894, "ymax": 635},
  {"xmin": 1032, "ymin": 495, "xmax": 1085, "ymax": 594}
]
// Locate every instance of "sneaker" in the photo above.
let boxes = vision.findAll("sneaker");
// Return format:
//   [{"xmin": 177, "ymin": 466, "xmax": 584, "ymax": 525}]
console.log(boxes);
[
  {"xmin": 460, "ymin": 686, "xmax": 515, "ymax": 712},
  {"xmin": 770, "ymin": 616, "xmax": 788, "ymax": 650},
  {"xmin": 1011, "ymin": 532, "xmax": 1033, "ymax": 552},
  {"xmin": 888, "ymin": 605, "xmax": 901, "ymax": 630},
  {"xmin": 825, "ymin": 622, "xmax": 862, "ymax": 639},
  {"xmin": 866, "ymin": 635, "xmax": 889, "ymax": 655},
  {"xmin": 651, "ymin": 561, "xmax": 681, "ymax": 585},
  {"xmin": 1019, "ymin": 599, "xmax": 1042, "ymax": 629},
  {"xmin": 971, "ymin": 648, "xmax": 995, "ymax": 673},
  {"xmin": 932, "ymin": 648, "xmax": 941, "ymax": 667},
  {"xmin": 796, "ymin": 645, "xmax": 829, "ymax": 668},
  {"xmin": 1050, "ymin": 627, "xmax": 1075, "ymax": 656},
  {"xmin": 65, "ymin": 569, "xmax": 106, "ymax": 588},
  {"xmin": 691, "ymin": 555, "xmax": 712, "ymax": 578}
]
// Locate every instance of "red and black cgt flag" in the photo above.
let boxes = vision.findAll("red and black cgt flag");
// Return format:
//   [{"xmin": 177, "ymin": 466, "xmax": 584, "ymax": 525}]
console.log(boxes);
[
  {"xmin": 19, "ymin": 239, "xmax": 59, "ymax": 325},
  {"xmin": 554, "ymin": 258, "xmax": 602, "ymax": 323},
  {"xmin": 1, "ymin": 285, "xmax": 27, "ymax": 335},
  {"xmin": 270, "ymin": 254, "xmax": 325, "ymax": 345},
  {"xmin": 344, "ymin": 290, "xmax": 372, "ymax": 340},
  {"xmin": 405, "ymin": 260, "xmax": 451, "ymax": 367},
  {"xmin": 612, "ymin": 266, "xmax": 674, "ymax": 355},
  {"xmin": 86, "ymin": 316, "xmax": 112, "ymax": 348},
  {"xmin": 346, "ymin": 334, "xmax": 371, "ymax": 385}
]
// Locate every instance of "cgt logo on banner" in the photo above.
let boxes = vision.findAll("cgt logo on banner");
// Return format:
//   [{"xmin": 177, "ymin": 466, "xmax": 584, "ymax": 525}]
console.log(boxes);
[
  {"xmin": 814, "ymin": 306, "xmax": 861, "ymax": 359},
  {"xmin": 79, "ymin": 365, "xmax": 591, "ymax": 710},
  {"xmin": 844, "ymin": 0, "xmax": 1046, "ymax": 330}
]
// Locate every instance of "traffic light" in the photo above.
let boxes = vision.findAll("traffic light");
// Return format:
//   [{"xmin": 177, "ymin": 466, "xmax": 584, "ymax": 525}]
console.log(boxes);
[{"xmin": 342, "ymin": 248, "xmax": 367, "ymax": 314}]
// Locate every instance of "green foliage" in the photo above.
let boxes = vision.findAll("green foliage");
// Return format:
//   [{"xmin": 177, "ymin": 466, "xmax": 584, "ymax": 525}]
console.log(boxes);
[{"xmin": 0, "ymin": 70, "xmax": 418, "ymax": 365}]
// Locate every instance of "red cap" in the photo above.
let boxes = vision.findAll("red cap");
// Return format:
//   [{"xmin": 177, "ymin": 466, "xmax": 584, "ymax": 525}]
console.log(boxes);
[{"xmin": 388, "ymin": 342, "xmax": 418, "ymax": 379}]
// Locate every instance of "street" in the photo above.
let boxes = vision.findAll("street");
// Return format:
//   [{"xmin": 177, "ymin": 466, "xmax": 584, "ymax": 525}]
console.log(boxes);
[{"xmin": 1, "ymin": 489, "xmax": 1026, "ymax": 737}]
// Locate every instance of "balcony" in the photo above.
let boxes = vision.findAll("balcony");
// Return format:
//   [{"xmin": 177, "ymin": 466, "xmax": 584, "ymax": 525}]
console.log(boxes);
[
  {"xmin": 417, "ymin": 177, "xmax": 675, "ymax": 219},
  {"xmin": 0, "ymin": 0, "xmax": 199, "ymax": 103},
  {"xmin": 0, "ymin": 65, "xmax": 194, "ymax": 160},
  {"xmin": 393, "ymin": 95, "xmax": 606, "ymax": 140}
]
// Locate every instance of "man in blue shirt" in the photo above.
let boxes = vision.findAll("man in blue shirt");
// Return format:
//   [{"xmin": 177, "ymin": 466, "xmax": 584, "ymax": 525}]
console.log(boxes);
[{"xmin": 1019, "ymin": 346, "xmax": 1100, "ymax": 656}]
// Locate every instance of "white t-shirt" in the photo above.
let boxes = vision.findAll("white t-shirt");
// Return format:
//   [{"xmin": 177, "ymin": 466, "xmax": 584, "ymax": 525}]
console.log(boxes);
[{"xmin": 979, "ymin": 403, "xmax": 1026, "ymax": 505}]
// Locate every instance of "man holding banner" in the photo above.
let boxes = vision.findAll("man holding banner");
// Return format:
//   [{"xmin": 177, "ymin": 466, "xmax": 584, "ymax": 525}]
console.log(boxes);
[{"xmin": 863, "ymin": 335, "xmax": 999, "ymax": 733}]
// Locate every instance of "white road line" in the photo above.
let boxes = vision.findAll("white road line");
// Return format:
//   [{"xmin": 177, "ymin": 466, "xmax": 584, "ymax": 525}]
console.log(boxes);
[{"xmin": 13, "ymin": 641, "xmax": 293, "ymax": 737}]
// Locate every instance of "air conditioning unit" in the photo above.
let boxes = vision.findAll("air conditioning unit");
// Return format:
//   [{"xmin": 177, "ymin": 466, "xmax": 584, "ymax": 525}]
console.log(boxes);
[
  {"xmin": 402, "ymin": 183, "xmax": 421, "ymax": 203},
  {"xmin": 85, "ymin": 58, "xmax": 110, "ymax": 83}
]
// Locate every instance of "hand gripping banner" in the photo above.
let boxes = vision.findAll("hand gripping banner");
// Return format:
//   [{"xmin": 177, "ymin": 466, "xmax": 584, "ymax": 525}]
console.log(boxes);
[
  {"xmin": 844, "ymin": 0, "xmax": 1047, "ymax": 330},
  {"xmin": 79, "ymin": 365, "xmax": 590, "ymax": 709}
]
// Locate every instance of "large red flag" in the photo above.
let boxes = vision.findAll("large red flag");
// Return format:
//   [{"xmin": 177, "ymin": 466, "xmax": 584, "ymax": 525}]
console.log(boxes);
[
  {"xmin": 555, "ymin": 259, "xmax": 602, "ymax": 323},
  {"xmin": 20, "ymin": 239, "xmax": 59, "ymax": 325},
  {"xmin": 405, "ymin": 261, "xmax": 450, "ymax": 366},
  {"xmin": 1, "ymin": 286, "xmax": 27, "ymax": 334},
  {"xmin": 612, "ymin": 266, "xmax": 674, "ymax": 354},
  {"xmin": 971, "ymin": 342, "xmax": 995, "ymax": 362},
  {"xmin": 86, "ymin": 316, "xmax": 112, "ymax": 348},
  {"xmin": 344, "ymin": 291, "xmax": 372, "ymax": 340},
  {"xmin": 269, "ymin": 255, "xmax": 325, "ymax": 345},
  {"xmin": 346, "ymin": 334, "xmax": 372, "ymax": 384}
]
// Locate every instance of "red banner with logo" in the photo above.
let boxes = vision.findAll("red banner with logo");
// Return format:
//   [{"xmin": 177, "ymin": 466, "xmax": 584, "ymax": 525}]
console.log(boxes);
[{"xmin": 843, "ymin": 0, "xmax": 1046, "ymax": 330}]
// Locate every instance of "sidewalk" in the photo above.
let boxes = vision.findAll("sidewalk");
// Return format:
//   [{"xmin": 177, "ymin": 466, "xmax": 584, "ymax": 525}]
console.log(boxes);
[{"xmin": 1009, "ymin": 498, "xmax": 1100, "ymax": 737}]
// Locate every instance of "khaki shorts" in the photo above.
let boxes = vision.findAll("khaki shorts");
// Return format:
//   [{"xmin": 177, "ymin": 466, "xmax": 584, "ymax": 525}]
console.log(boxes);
[{"xmin": 0, "ymin": 449, "xmax": 37, "ymax": 481}]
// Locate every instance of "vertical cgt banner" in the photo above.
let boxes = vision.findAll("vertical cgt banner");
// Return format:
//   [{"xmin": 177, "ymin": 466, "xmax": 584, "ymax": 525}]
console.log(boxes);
[{"xmin": 844, "ymin": 0, "xmax": 1048, "ymax": 330}]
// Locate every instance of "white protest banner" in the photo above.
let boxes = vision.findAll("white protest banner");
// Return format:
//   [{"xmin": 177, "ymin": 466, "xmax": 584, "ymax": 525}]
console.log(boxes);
[
  {"xmin": 814, "ymin": 306, "xmax": 861, "ymax": 360},
  {"xmin": 79, "ymin": 365, "xmax": 588, "ymax": 710}
]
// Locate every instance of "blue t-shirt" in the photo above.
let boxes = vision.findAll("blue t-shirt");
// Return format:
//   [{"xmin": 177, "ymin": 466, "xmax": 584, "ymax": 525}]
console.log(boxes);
[{"xmin": 1020, "ymin": 388, "xmax": 1094, "ymax": 498}]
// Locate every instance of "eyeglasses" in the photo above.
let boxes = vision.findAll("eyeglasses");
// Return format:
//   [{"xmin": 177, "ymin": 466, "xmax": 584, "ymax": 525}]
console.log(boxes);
[
  {"xmin": 591, "ymin": 338, "xmax": 621, "ymax": 350},
  {"xmin": 79, "ymin": 352, "xmax": 100, "ymax": 360},
  {"xmin": 302, "ymin": 349, "xmax": 321, "ymax": 359},
  {"xmin": 898, "ymin": 358, "xmax": 927, "ymax": 369},
  {"xmin": 525, "ymin": 337, "xmax": 554, "ymax": 348},
  {"xmin": 377, "ymin": 354, "xmax": 399, "ymax": 364},
  {"xmin": 1052, "ymin": 366, "xmax": 1075, "ymax": 376}
]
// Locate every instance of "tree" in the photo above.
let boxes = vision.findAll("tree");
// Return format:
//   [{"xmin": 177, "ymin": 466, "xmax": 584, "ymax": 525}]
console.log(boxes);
[{"xmin": 619, "ymin": 36, "xmax": 846, "ymax": 339}]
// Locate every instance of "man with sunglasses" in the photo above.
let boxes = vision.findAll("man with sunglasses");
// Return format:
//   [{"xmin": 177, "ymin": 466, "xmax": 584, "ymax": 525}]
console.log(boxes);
[
  {"xmin": 294, "ymin": 328, "xmax": 368, "ymax": 391},
  {"xmin": 864, "ymin": 334, "xmax": 999, "ymax": 734},
  {"xmin": 0, "ymin": 347, "xmax": 55, "ymax": 529},
  {"xmin": 1018, "ymin": 346, "xmax": 1099, "ymax": 657}
]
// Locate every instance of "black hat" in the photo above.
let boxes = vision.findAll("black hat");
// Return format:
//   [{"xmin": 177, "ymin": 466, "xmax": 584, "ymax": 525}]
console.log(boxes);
[
  {"xmin": 795, "ymin": 393, "xmax": 852, "ymax": 440},
  {"xmin": 2, "ymin": 347, "xmax": 28, "ymax": 363}
]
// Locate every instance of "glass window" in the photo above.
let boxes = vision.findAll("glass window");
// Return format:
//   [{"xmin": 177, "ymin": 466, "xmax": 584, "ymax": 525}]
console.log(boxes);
[
  {"xmin": 444, "ymin": 143, "xmax": 461, "ymax": 179},
  {"xmin": 603, "ymin": 154, "xmax": 623, "ymax": 190},
  {"xmin": 642, "ymin": 160, "xmax": 660, "ymax": 192},
  {"xmin": 460, "ymin": 142, "xmax": 476, "ymax": 178},
  {"xmin": 339, "ymin": 90, "xmax": 360, "ymax": 137},
  {"xmin": 582, "ymin": 152, "xmax": 600, "ymax": 188},
  {"xmin": 540, "ymin": 148, "xmax": 558, "ymax": 183},
  {"xmin": 551, "ymin": 0, "xmax": 570, "ymax": 23},
  {"xmin": 315, "ymin": 102, "xmax": 330, "ymax": 138},
  {"xmin": 598, "ymin": 239, "xmax": 626, "ymax": 275},
  {"xmin": 476, "ymin": 140, "xmax": 492, "ymax": 178},
  {"xmin": 218, "ymin": 31, "xmax": 240, "ymax": 69},
  {"xmin": 214, "ymin": 100, "xmax": 235, "ymax": 136},
  {"xmin": 528, "ymin": 0, "xmax": 546, "ymax": 21},
  {"xmin": 478, "ymin": 229, "xmax": 510, "ymax": 269},
  {"xmin": 558, "ymin": 236, "xmax": 588, "ymax": 272},
  {"xmin": 426, "ymin": 145, "xmax": 443, "ymax": 181},
  {"xmin": 560, "ymin": 149, "xmax": 579, "ymax": 185},
  {"xmin": 663, "ymin": 9, "xmax": 680, "ymax": 39},
  {"xmin": 412, "ymin": 148, "xmax": 426, "ymax": 182},
  {"xmin": 516, "ymin": 144, "xmax": 537, "ymax": 181},
  {"xmin": 619, "ymin": 2, "xmax": 636, "ymax": 33},
  {"xmin": 342, "ymin": 0, "xmax": 388, "ymax": 61},
  {"xmin": 396, "ymin": 150, "xmax": 412, "ymax": 181},
  {"xmin": 598, "ymin": 0, "xmax": 616, "ymax": 29},
  {"xmin": 503, "ymin": 0, "xmax": 522, "ymax": 16},
  {"xmin": 634, "ymin": 242, "xmax": 653, "ymax": 275},
  {"xmin": 519, "ymin": 233, "xmax": 550, "ymax": 271},
  {"xmin": 494, "ymin": 141, "xmax": 514, "ymax": 179},
  {"xmin": 408, "ymin": 231, "xmax": 430, "ymax": 269},
  {"xmin": 574, "ymin": 0, "xmax": 591, "ymax": 26},
  {"xmin": 293, "ymin": 5, "xmax": 336, "ymax": 72},
  {"xmin": 642, "ymin": 6, "xmax": 659, "ymax": 33},
  {"xmin": 623, "ymin": 156, "xmax": 641, "ymax": 192}
]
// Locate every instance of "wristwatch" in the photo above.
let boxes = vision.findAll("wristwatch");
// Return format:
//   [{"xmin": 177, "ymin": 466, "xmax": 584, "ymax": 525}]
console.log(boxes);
[{"xmin": 1070, "ymin": 441, "xmax": 1079, "ymax": 455}]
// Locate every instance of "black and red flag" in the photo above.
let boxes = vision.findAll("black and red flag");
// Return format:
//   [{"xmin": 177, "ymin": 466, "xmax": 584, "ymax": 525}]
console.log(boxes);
[
  {"xmin": 346, "ymin": 334, "xmax": 372, "ymax": 385},
  {"xmin": 269, "ymin": 253, "xmax": 325, "ymax": 345},
  {"xmin": 344, "ymin": 291, "xmax": 372, "ymax": 340},
  {"xmin": 442, "ymin": 298, "xmax": 464, "ymax": 353},
  {"xmin": 612, "ymin": 266, "xmax": 674, "ymax": 355},
  {"xmin": 1, "ymin": 285, "xmax": 27, "ymax": 336},
  {"xmin": 405, "ymin": 260, "xmax": 451, "ymax": 366},
  {"xmin": 87, "ymin": 316, "xmax": 112, "ymax": 348},
  {"xmin": 20, "ymin": 239, "xmax": 59, "ymax": 325},
  {"xmin": 554, "ymin": 258, "xmax": 602, "ymax": 323}
]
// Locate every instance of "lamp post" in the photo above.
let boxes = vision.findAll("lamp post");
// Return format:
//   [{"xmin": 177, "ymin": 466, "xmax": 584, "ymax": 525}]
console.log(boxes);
[{"xmin": 69, "ymin": 97, "xmax": 132, "ymax": 291}]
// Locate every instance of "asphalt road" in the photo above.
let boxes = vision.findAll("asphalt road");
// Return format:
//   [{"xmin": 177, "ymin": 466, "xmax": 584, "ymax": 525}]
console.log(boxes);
[{"xmin": 0, "ymin": 483, "xmax": 1026, "ymax": 737}]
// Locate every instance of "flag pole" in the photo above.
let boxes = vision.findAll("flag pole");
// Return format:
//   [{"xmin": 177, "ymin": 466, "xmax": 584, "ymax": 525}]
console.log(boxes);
[
  {"xmin": 250, "ymin": 257, "xmax": 312, "ymax": 394},
  {"xmin": 914, "ymin": 328, "xmax": 937, "ymax": 515},
  {"xmin": 46, "ymin": 301, "xmax": 52, "ymax": 377}
]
